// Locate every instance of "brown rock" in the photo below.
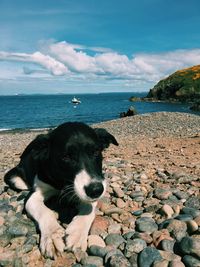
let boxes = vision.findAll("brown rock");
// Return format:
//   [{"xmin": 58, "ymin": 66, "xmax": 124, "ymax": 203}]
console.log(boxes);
[
  {"xmin": 90, "ymin": 216, "xmax": 109, "ymax": 235},
  {"xmin": 153, "ymin": 229, "xmax": 174, "ymax": 247}
]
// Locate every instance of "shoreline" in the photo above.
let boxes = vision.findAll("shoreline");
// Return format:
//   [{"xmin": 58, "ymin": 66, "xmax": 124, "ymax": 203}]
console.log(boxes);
[{"xmin": 0, "ymin": 111, "xmax": 199, "ymax": 135}]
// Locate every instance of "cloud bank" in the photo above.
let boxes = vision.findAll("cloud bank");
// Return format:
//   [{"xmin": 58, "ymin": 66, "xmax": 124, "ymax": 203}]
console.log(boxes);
[{"xmin": 1, "ymin": 41, "xmax": 200, "ymax": 89}]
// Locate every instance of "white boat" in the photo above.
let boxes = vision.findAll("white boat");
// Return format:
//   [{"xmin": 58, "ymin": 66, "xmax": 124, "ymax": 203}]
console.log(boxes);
[{"xmin": 71, "ymin": 97, "xmax": 81, "ymax": 104}]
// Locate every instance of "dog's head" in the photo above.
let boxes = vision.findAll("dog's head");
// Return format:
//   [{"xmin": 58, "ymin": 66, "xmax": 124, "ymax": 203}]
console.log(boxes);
[{"xmin": 33, "ymin": 122, "xmax": 118, "ymax": 203}]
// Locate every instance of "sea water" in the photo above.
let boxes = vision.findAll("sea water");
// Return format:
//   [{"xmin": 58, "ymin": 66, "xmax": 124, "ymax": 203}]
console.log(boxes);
[{"xmin": 0, "ymin": 92, "xmax": 198, "ymax": 131}]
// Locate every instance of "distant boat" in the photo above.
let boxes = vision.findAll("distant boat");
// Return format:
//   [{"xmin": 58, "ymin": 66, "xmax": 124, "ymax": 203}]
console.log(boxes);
[{"xmin": 71, "ymin": 97, "xmax": 81, "ymax": 104}]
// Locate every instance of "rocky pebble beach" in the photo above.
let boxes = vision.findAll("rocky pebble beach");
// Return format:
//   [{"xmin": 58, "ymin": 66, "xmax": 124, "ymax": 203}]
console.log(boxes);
[{"xmin": 0, "ymin": 112, "xmax": 200, "ymax": 267}]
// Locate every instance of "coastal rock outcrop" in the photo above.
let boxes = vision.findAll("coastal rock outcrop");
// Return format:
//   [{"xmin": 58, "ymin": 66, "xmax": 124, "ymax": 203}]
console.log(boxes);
[
  {"xmin": 120, "ymin": 106, "xmax": 137, "ymax": 118},
  {"xmin": 146, "ymin": 65, "xmax": 200, "ymax": 102}
]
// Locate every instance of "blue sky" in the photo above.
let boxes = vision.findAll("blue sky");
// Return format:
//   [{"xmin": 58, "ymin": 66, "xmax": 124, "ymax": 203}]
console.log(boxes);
[{"xmin": 0, "ymin": 0, "xmax": 200, "ymax": 95}]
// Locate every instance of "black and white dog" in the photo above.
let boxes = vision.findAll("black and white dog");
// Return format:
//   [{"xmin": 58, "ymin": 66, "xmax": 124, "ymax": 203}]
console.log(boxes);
[{"xmin": 4, "ymin": 122, "xmax": 118, "ymax": 258}]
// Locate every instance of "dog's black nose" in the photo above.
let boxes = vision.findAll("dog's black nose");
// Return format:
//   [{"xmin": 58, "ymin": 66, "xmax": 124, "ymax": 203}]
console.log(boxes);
[{"xmin": 84, "ymin": 182, "xmax": 104, "ymax": 199}]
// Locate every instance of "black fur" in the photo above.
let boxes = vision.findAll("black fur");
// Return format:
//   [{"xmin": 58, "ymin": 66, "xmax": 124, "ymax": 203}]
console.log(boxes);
[{"xmin": 4, "ymin": 122, "xmax": 118, "ymax": 199}]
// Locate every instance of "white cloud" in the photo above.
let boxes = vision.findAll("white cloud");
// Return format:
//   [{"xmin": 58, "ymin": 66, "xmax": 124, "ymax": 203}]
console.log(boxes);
[
  {"xmin": 1, "ymin": 42, "xmax": 200, "ymax": 91},
  {"xmin": 46, "ymin": 41, "xmax": 200, "ymax": 83},
  {"xmin": 0, "ymin": 51, "xmax": 69, "ymax": 76}
]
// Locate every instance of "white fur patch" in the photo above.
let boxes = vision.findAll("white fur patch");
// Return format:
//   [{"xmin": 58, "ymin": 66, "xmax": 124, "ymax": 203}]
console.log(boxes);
[
  {"xmin": 74, "ymin": 170, "xmax": 91, "ymax": 201},
  {"xmin": 74, "ymin": 170, "xmax": 106, "ymax": 202},
  {"xmin": 25, "ymin": 177, "xmax": 64, "ymax": 258},
  {"xmin": 66, "ymin": 202, "xmax": 97, "ymax": 251},
  {"xmin": 12, "ymin": 176, "xmax": 28, "ymax": 190}
]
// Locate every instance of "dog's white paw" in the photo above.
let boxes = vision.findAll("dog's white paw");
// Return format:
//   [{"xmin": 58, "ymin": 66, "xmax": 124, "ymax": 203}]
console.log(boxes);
[
  {"xmin": 40, "ymin": 224, "xmax": 65, "ymax": 259},
  {"xmin": 65, "ymin": 216, "xmax": 89, "ymax": 252}
]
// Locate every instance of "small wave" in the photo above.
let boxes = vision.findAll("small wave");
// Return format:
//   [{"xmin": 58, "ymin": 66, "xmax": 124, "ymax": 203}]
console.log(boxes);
[{"xmin": 0, "ymin": 128, "xmax": 10, "ymax": 132}]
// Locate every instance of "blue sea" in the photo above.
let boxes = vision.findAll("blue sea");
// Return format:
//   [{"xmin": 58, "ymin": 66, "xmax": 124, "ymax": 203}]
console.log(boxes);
[{"xmin": 0, "ymin": 92, "xmax": 199, "ymax": 131}]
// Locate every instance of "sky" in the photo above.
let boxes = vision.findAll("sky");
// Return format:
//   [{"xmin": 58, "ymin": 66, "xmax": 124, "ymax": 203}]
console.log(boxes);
[{"xmin": 0, "ymin": 0, "xmax": 200, "ymax": 95}]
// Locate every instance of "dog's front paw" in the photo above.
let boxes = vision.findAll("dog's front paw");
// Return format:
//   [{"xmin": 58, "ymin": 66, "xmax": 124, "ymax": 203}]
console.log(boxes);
[
  {"xmin": 40, "ymin": 224, "xmax": 65, "ymax": 259},
  {"xmin": 65, "ymin": 216, "xmax": 88, "ymax": 252}
]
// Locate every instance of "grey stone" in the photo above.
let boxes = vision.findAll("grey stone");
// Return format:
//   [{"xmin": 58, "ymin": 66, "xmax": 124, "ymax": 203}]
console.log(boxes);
[
  {"xmin": 182, "ymin": 207, "xmax": 200, "ymax": 218},
  {"xmin": 136, "ymin": 217, "xmax": 158, "ymax": 234},
  {"xmin": 174, "ymin": 191, "xmax": 189, "ymax": 200},
  {"xmin": 104, "ymin": 233, "xmax": 125, "ymax": 247},
  {"xmin": 168, "ymin": 260, "xmax": 186, "ymax": 267},
  {"xmin": 182, "ymin": 255, "xmax": 200, "ymax": 267},
  {"xmin": 154, "ymin": 188, "xmax": 172, "ymax": 200},
  {"xmin": 166, "ymin": 219, "xmax": 187, "ymax": 241},
  {"xmin": 0, "ymin": 204, "xmax": 14, "ymax": 213},
  {"xmin": 153, "ymin": 259, "xmax": 169, "ymax": 267},
  {"xmin": 161, "ymin": 239, "xmax": 175, "ymax": 252},
  {"xmin": 124, "ymin": 238, "xmax": 147, "ymax": 257},
  {"xmin": 185, "ymin": 196, "xmax": 200, "ymax": 209},
  {"xmin": 14, "ymin": 258, "xmax": 23, "ymax": 267},
  {"xmin": 104, "ymin": 249, "xmax": 124, "ymax": 264},
  {"xmin": 109, "ymin": 254, "xmax": 131, "ymax": 267},
  {"xmin": 0, "ymin": 233, "xmax": 12, "ymax": 247},
  {"xmin": 123, "ymin": 231, "xmax": 135, "ymax": 240},
  {"xmin": 7, "ymin": 221, "xmax": 29, "ymax": 237},
  {"xmin": 179, "ymin": 237, "xmax": 200, "ymax": 258},
  {"xmin": 81, "ymin": 256, "xmax": 103, "ymax": 266},
  {"xmin": 175, "ymin": 214, "xmax": 193, "ymax": 221},
  {"xmin": 88, "ymin": 245, "xmax": 108, "ymax": 258},
  {"xmin": 129, "ymin": 253, "xmax": 138, "ymax": 267},
  {"xmin": 138, "ymin": 247, "xmax": 162, "ymax": 267},
  {"xmin": 132, "ymin": 209, "xmax": 143, "ymax": 216}
]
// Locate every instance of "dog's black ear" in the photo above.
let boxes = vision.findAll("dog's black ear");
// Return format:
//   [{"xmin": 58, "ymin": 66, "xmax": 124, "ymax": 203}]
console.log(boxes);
[
  {"xmin": 21, "ymin": 134, "xmax": 50, "ymax": 161},
  {"xmin": 94, "ymin": 128, "xmax": 119, "ymax": 149}
]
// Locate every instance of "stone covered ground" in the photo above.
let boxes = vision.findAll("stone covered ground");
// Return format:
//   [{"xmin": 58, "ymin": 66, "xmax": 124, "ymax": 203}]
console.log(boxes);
[{"xmin": 0, "ymin": 112, "xmax": 200, "ymax": 267}]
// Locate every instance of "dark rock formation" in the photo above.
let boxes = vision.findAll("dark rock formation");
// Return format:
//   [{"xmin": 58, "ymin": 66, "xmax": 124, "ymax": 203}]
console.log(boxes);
[
  {"xmin": 190, "ymin": 100, "xmax": 200, "ymax": 111},
  {"xmin": 146, "ymin": 65, "xmax": 200, "ymax": 102},
  {"xmin": 120, "ymin": 106, "xmax": 137, "ymax": 118}
]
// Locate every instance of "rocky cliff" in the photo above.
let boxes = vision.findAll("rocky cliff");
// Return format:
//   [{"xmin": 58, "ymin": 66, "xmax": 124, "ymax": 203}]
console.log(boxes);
[{"xmin": 147, "ymin": 65, "xmax": 200, "ymax": 102}]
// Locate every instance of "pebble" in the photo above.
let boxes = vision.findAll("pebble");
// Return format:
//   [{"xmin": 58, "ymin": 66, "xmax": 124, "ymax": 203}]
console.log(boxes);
[
  {"xmin": 132, "ymin": 209, "xmax": 143, "ymax": 216},
  {"xmin": 154, "ymin": 188, "xmax": 172, "ymax": 200},
  {"xmin": 104, "ymin": 207, "xmax": 123, "ymax": 215},
  {"xmin": 128, "ymin": 252, "xmax": 138, "ymax": 267},
  {"xmin": 166, "ymin": 219, "xmax": 187, "ymax": 241},
  {"xmin": 168, "ymin": 260, "xmax": 186, "ymax": 267},
  {"xmin": 104, "ymin": 249, "xmax": 124, "ymax": 264},
  {"xmin": 87, "ymin": 235, "xmax": 105, "ymax": 248},
  {"xmin": 182, "ymin": 255, "xmax": 200, "ymax": 267},
  {"xmin": 113, "ymin": 187, "xmax": 125, "ymax": 198},
  {"xmin": 104, "ymin": 234, "xmax": 125, "ymax": 247},
  {"xmin": 1, "ymin": 114, "xmax": 200, "ymax": 266},
  {"xmin": 109, "ymin": 254, "xmax": 131, "ymax": 267},
  {"xmin": 0, "ymin": 216, "xmax": 5, "ymax": 226},
  {"xmin": 7, "ymin": 221, "xmax": 29, "ymax": 237},
  {"xmin": 181, "ymin": 207, "xmax": 200, "ymax": 218},
  {"xmin": 175, "ymin": 214, "xmax": 193, "ymax": 221},
  {"xmin": 81, "ymin": 256, "xmax": 104, "ymax": 266},
  {"xmin": 88, "ymin": 245, "xmax": 108, "ymax": 258},
  {"xmin": 159, "ymin": 250, "xmax": 181, "ymax": 261},
  {"xmin": 160, "ymin": 204, "xmax": 174, "ymax": 219},
  {"xmin": 174, "ymin": 191, "xmax": 189, "ymax": 200},
  {"xmin": 153, "ymin": 259, "xmax": 169, "ymax": 267},
  {"xmin": 108, "ymin": 223, "xmax": 121, "ymax": 234},
  {"xmin": 124, "ymin": 238, "xmax": 147, "ymax": 257},
  {"xmin": 116, "ymin": 198, "xmax": 126, "ymax": 208},
  {"xmin": 90, "ymin": 216, "xmax": 109, "ymax": 235},
  {"xmin": 186, "ymin": 220, "xmax": 199, "ymax": 233},
  {"xmin": 138, "ymin": 247, "xmax": 162, "ymax": 267},
  {"xmin": 184, "ymin": 196, "xmax": 200, "ymax": 209},
  {"xmin": 0, "ymin": 233, "xmax": 12, "ymax": 247},
  {"xmin": 179, "ymin": 236, "xmax": 200, "ymax": 258},
  {"xmin": 160, "ymin": 239, "xmax": 175, "ymax": 252},
  {"xmin": 136, "ymin": 217, "xmax": 158, "ymax": 234}
]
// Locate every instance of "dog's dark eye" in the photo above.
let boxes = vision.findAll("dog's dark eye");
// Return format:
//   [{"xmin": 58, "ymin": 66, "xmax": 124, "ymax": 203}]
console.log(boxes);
[
  {"xmin": 93, "ymin": 150, "xmax": 101, "ymax": 157},
  {"xmin": 62, "ymin": 154, "xmax": 71, "ymax": 161}
]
